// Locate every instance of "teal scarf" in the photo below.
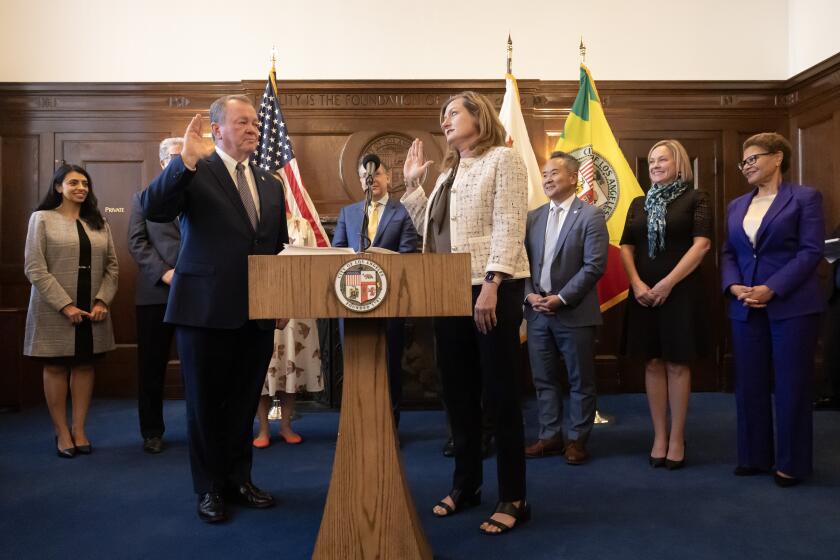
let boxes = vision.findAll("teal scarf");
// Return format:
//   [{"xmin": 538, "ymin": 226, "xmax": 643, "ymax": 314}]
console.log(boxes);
[{"xmin": 644, "ymin": 179, "xmax": 688, "ymax": 258}]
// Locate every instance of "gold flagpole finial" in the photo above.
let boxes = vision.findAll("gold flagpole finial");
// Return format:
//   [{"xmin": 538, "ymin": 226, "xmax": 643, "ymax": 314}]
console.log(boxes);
[
  {"xmin": 270, "ymin": 45, "xmax": 278, "ymax": 79},
  {"xmin": 579, "ymin": 37, "xmax": 586, "ymax": 64},
  {"xmin": 506, "ymin": 33, "xmax": 513, "ymax": 75}
]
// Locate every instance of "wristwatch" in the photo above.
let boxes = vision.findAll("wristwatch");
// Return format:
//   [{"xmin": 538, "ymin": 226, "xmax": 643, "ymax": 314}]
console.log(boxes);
[{"xmin": 484, "ymin": 271, "xmax": 501, "ymax": 285}]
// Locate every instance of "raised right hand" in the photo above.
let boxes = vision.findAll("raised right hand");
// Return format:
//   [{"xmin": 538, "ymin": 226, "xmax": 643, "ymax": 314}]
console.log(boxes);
[
  {"xmin": 61, "ymin": 304, "xmax": 91, "ymax": 325},
  {"xmin": 403, "ymin": 139, "xmax": 433, "ymax": 194},
  {"xmin": 180, "ymin": 113, "xmax": 214, "ymax": 169}
]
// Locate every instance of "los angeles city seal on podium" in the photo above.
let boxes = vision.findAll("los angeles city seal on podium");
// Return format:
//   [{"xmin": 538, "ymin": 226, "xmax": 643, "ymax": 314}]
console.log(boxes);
[{"xmin": 334, "ymin": 258, "xmax": 388, "ymax": 312}]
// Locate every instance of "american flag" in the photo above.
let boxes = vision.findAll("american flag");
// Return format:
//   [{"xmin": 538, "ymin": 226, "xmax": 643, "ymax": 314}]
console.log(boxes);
[{"xmin": 251, "ymin": 75, "xmax": 330, "ymax": 247}]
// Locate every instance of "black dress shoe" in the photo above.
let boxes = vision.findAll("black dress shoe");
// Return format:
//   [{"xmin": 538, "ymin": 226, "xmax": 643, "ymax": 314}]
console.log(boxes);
[
  {"xmin": 442, "ymin": 437, "xmax": 455, "ymax": 457},
  {"xmin": 143, "ymin": 437, "xmax": 163, "ymax": 454},
  {"xmin": 649, "ymin": 456, "xmax": 666, "ymax": 468},
  {"xmin": 774, "ymin": 472, "xmax": 801, "ymax": 488},
  {"xmin": 228, "ymin": 482, "xmax": 275, "ymax": 508},
  {"xmin": 197, "ymin": 492, "xmax": 226, "ymax": 523},
  {"xmin": 55, "ymin": 437, "xmax": 76, "ymax": 459}
]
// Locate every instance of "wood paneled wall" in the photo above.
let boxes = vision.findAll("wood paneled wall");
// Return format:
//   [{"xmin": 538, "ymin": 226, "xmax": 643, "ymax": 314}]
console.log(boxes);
[{"xmin": 2, "ymin": 53, "xmax": 839, "ymax": 401}]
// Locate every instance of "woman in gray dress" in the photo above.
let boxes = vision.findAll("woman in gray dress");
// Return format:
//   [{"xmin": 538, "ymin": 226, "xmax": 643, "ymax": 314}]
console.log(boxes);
[{"xmin": 24, "ymin": 164, "xmax": 118, "ymax": 458}]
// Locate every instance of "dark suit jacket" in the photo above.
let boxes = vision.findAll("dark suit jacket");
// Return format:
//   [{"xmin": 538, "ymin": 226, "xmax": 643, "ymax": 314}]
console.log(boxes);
[
  {"xmin": 523, "ymin": 197, "xmax": 608, "ymax": 327},
  {"xmin": 127, "ymin": 191, "xmax": 180, "ymax": 306},
  {"xmin": 332, "ymin": 196, "xmax": 417, "ymax": 253},
  {"xmin": 721, "ymin": 182, "xmax": 825, "ymax": 321},
  {"xmin": 140, "ymin": 151, "xmax": 288, "ymax": 330}
]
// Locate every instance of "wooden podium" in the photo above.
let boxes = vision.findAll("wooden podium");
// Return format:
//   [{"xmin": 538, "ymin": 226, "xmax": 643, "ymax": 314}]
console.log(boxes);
[{"xmin": 249, "ymin": 253, "xmax": 472, "ymax": 560}]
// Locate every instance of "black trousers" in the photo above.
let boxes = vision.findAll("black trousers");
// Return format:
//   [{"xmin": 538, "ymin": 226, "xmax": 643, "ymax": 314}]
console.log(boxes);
[
  {"xmin": 435, "ymin": 279, "xmax": 526, "ymax": 502},
  {"xmin": 176, "ymin": 322, "xmax": 274, "ymax": 494},
  {"xmin": 136, "ymin": 304, "xmax": 175, "ymax": 439}
]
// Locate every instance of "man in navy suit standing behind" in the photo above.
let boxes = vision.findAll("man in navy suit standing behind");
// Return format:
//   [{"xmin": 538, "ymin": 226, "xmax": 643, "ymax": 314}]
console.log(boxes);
[
  {"xmin": 333, "ymin": 157, "xmax": 417, "ymax": 426},
  {"xmin": 141, "ymin": 95, "xmax": 288, "ymax": 523}
]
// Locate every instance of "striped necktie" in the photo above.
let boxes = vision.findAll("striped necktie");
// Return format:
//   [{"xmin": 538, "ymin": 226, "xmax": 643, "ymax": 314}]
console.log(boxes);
[{"xmin": 235, "ymin": 163, "xmax": 258, "ymax": 230}]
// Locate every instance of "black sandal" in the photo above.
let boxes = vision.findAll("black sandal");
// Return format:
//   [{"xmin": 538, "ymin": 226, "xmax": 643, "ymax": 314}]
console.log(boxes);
[
  {"xmin": 432, "ymin": 487, "xmax": 481, "ymax": 517},
  {"xmin": 479, "ymin": 500, "xmax": 531, "ymax": 535}
]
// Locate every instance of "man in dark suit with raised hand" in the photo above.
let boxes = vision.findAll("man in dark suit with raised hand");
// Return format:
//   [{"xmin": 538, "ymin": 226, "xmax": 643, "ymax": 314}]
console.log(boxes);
[
  {"xmin": 333, "ymin": 157, "xmax": 417, "ymax": 426},
  {"xmin": 141, "ymin": 95, "xmax": 288, "ymax": 523},
  {"xmin": 523, "ymin": 151, "xmax": 608, "ymax": 465},
  {"xmin": 128, "ymin": 137, "xmax": 183, "ymax": 455}
]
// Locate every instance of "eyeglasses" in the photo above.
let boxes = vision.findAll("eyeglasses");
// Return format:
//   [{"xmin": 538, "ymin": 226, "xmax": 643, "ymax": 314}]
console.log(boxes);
[{"xmin": 736, "ymin": 152, "xmax": 773, "ymax": 171}]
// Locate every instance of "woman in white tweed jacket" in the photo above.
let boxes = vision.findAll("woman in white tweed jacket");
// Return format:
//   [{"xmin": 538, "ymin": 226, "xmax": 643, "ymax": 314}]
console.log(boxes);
[
  {"xmin": 24, "ymin": 164, "xmax": 118, "ymax": 458},
  {"xmin": 402, "ymin": 91, "xmax": 531, "ymax": 535}
]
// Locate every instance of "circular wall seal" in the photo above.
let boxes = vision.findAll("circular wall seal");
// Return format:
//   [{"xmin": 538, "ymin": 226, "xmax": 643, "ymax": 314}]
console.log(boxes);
[
  {"xmin": 334, "ymin": 258, "xmax": 388, "ymax": 312},
  {"xmin": 360, "ymin": 133, "xmax": 413, "ymax": 195},
  {"xmin": 569, "ymin": 146, "xmax": 620, "ymax": 220}
]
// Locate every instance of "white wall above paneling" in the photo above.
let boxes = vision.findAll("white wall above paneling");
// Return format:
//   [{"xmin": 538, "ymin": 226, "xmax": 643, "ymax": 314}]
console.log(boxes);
[
  {"xmin": 788, "ymin": 0, "xmax": 840, "ymax": 76},
  {"xmin": 0, "ymin": 0, "xmax": 831, "ymax": 82}
]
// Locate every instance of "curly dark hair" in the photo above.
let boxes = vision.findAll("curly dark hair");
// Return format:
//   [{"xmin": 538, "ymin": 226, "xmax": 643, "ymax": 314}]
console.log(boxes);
[
  {"xmin": 743, "ymin": 132, "xmax": 792, "ymax": 173},
  {"xmin": 36, "ymin": 164, "xmax": 105, "ymax": 230}
]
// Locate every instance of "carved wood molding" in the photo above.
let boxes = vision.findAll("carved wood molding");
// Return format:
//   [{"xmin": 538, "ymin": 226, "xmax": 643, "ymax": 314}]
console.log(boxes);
[{"xmin": 0, "ymin": 77, "xmax": 802, "ymax": 120}]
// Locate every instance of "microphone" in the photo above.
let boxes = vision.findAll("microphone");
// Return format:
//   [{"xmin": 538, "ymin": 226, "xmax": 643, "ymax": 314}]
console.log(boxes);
[
  {"xmin": 361, "ymin": 153, "xmax": 381, "ymax": 185},
  {"xmin": 359, "ymin": 154, "xmax": 380, "ymax": 251}
]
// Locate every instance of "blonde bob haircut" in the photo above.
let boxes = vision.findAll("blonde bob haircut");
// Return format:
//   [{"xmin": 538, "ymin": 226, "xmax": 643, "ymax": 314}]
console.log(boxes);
[
  {"xmin": 439, "ymin": 91, "xmax": 507, "ymax": 171},
  {"xmin": 648, "ymin": 139, "xmax": 694, "ymax": 183}
]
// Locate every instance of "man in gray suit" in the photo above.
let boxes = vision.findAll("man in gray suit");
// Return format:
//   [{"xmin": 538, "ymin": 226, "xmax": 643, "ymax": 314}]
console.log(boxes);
[
  {"xmin": 523, "ymin": 151, "xmax": 608, "ymax": 465},
  {"xmin": 127, "ymin": 137, "xmax": 183, "ymax": 454}
]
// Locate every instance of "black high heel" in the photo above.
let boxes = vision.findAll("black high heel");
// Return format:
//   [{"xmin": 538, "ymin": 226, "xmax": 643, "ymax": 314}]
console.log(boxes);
[
  {"xmin": 75, "ymin": 442, "xmax": 92, "ymax": 455},
  {"xmin": 665, "ymin": 441, "xmax": 686, "ymax": 470},
  {"xmin": 55, "ymin": 436, "xmax": 76, "ymax": 459},
  {"xmin": 432, "ymin": 487, "xmax": 481, "ymax": 517},
  {"xmin": 71, "ymin": 434, "xmax": 92, "ymax": 455},
  {"xmin": 649, "ymin": 456, "xmax": 666, "ymax": 468}
]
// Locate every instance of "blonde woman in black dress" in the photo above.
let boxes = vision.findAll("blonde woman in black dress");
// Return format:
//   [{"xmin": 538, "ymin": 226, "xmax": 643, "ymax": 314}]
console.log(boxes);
[{"xmin": 619, "ymin": 140, "xmax": 711, "ymax": 469}]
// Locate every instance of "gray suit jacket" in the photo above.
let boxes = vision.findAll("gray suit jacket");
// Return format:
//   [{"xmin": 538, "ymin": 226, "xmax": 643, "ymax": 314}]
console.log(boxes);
[
  {"xmin": 127, "ymin": 192, "xmax": 180, "ymax": 306},
  {"xmin": 23, "ymin": 211, "xmax": 118, "ymax": 356},
  {"xmin": 524, "ymin": 197, "xmax": 608, "ymax": 327}
]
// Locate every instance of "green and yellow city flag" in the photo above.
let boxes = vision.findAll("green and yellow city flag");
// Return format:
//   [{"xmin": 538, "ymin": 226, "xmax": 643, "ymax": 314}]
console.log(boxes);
[{"xmin": 555, "ymin": 64, "xmax": 644, "ymax": 311}]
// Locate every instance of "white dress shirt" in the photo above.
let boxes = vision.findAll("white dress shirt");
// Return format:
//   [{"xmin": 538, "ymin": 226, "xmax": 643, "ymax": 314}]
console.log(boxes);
[{"xmin": 216, "ymin": 147, "xmax": 261, "ymax": 218}]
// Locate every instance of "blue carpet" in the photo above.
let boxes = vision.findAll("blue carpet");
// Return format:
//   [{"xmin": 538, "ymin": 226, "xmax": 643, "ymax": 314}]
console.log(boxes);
[{"xmin": 1, "ymin": 394, "xmax": 839, "ymax": 560}]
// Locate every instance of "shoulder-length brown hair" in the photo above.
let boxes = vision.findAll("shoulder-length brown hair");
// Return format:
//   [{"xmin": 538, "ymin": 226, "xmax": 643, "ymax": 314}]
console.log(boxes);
[
  {"xmin": 440, "ymin": 91, "xmax": 507, "ymax": 171},
  {"xmin": 648, "ymin": 139, "xmax": 694, "ymax": 184}
]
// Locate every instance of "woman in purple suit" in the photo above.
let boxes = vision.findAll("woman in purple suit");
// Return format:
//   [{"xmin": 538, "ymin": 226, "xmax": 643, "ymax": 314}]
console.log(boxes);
[{"xmin": 721, "ymin": 132, "xmax": 825, "ymax": 487}]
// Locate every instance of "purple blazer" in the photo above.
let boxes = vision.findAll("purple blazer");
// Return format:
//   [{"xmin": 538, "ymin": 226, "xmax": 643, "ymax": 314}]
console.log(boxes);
[{"xmin": 721, "ymin": 182, "xmax": 825, "ymax": 322}]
